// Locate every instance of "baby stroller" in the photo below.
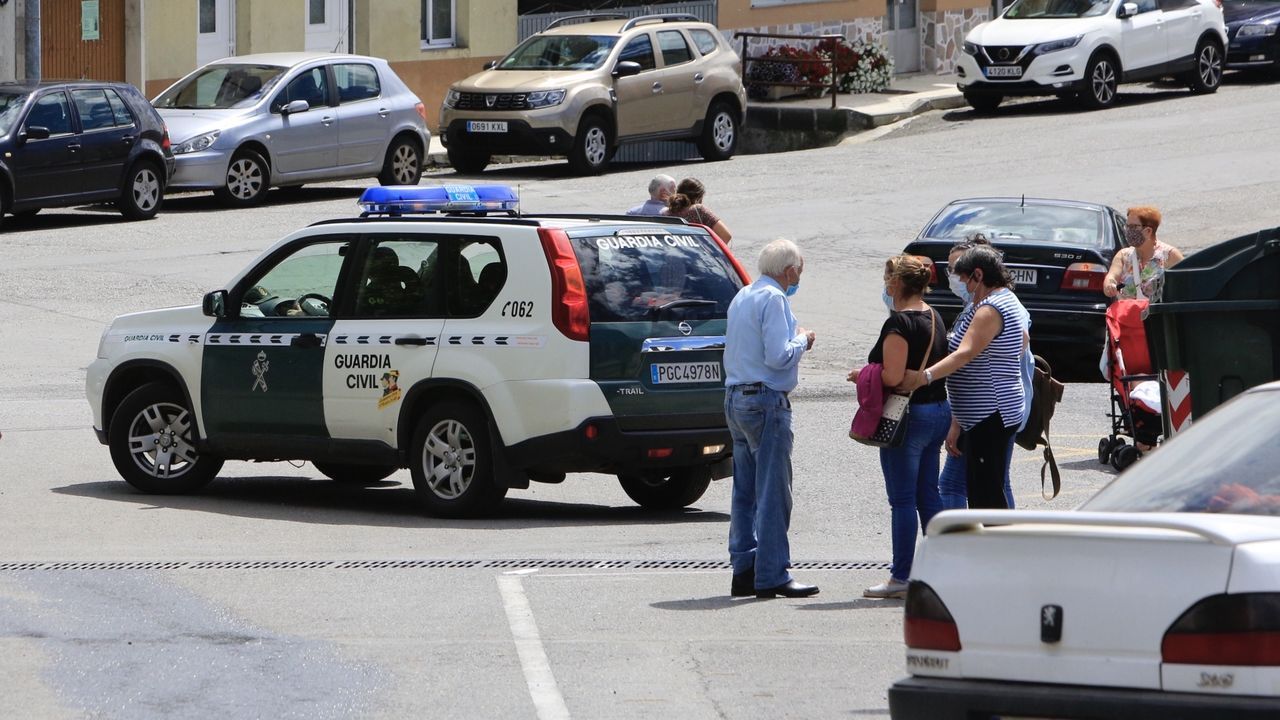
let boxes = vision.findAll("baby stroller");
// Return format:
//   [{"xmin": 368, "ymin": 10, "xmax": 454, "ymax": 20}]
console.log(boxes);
[{"xmin": 1098, "ymin": 298, "xmax": 1163, "ymax": 471}]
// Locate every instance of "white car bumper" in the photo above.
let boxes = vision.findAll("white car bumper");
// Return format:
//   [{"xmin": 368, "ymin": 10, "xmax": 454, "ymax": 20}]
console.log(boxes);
[{"xmin": 955, "ymin": 49, "xmax": 1088, "ymax": 95}]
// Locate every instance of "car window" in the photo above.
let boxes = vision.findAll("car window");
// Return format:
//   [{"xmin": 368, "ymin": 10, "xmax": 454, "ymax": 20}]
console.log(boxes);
[
  {"xmin": 451, "ymin": 238, "xmax": 506, "ymax": 317},
  {"xmin": 690, "ymin": 29, "xmax": 720, "ymax": 56},
  {"xmin": 1136, "ymin": 0, "xmax": 1160, "ymax": 11},
  {"xmin": 0, "ymin": 91, "xmax": 29, "ymax": 135},
  {"xmin": 657, "ymin": 31, "xmax": 694, "ymax": 67},
  {"xmin": 1159, "ymin": 0, "xmax": 1196, "ymax": 8},
  {"xmin": 154, "ymin": 64, "xmax": 285, "ymax": 110},
  {"xmin": 71, "ymin": 89, "xmax": 117, "ymax": 131},
  {"xmin": 355, "ymin": 238, "xmax": 442, "ymax": 318},
  {"xmin": 238, "ymin": 241, "xmax": 347, "ymax": 319},
  {"xmin": 104, "ymin": 89, "xmax": 135, "ymax": 126},
  {"xmin": 275, "ymin": 67, "xmax": 330, "ymax": 111},
  {"xmin": 568, "ymin": 231, "xmax": 743, "ymax": 322},
  {"xmin": 497, "ymin": 34, "xmax": 620, "ymax": 71},
  {"xmin": 619, "ymin": 34, "xmax": 657, "ymax": 72},
  {"xmin": 335, "ymin": 63, "xmax": 381, "ymax": 103},
  {"xmin": 1004, "ymin": 0, "xmax": 1114, "ymax": 18},
  {"xmin": 26, "ymin": 92, "xmax": 74, "ymax": 135},
  {"xmin": 1081, "ymin": 391, "xmax": 1280, "ymax": 516},
  {"xmin": 923, "ymin": 203, "xmax": 1112, "ymax": 250}
]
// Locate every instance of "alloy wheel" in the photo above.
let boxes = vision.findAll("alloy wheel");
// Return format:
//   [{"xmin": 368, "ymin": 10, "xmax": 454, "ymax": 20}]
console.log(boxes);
[
  {"xmin": 583, "ymin": 126, "xmax": 608, "ymax": 167},
  {"xmin": 420, "ymin": 419, "xmax": 477, "ymax": 499},
  {"xmin": 1091, "ymin": 60, "xmax": 1116, "ymax": 105},
  {"xmin": 127, "ymin": 402, "xmax": 199, "ymax": 479},
  {"xmin": 132, "ymin": 167, "xmax": 160, "ymax": 211},
  {"xmin": 391, "ymin": 144, "xmax": 419, "ymax": 184},
  {"xmin": 1198, "ymin": 44, "xmax": 1222, "ymax": 89},
  {"xmin": 226, "ymin": 157, "xmax": 264, "ymax": 200},
  {"xmin": 712, "ymin": 111, "xmax": 735, "ymax": 152}
]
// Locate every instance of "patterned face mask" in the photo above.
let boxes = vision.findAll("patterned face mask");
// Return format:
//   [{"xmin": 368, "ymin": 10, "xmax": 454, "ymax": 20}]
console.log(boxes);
[{"xmin": 1125, "ymin": 225, "xmax": 1146, "ymax": 247}]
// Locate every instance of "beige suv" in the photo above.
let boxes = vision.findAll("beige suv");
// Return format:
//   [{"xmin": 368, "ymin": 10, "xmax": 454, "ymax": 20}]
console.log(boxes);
[{"xmin": 439, "ymin": 14, "xmax": 746, "ymax": 175}]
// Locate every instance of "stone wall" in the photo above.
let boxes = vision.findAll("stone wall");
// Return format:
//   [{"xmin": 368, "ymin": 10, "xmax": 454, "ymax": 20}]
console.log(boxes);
[
  {"xmin": 723, "ymin": 17, "xmax": 884, "ymax": 60},
  {"xmin": 921, "ymin": 8, "xmax": 990, "ymax": 74}
]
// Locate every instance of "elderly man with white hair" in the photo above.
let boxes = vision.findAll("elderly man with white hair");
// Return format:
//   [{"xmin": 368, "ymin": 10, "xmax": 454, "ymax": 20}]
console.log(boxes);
[
  {"xmin": 626, "ymin": 174, "xmax": 676, "ymax": 216},
  {"xmin": 722, "ymin": 238, "xmax": 818, "ymax": 599}
]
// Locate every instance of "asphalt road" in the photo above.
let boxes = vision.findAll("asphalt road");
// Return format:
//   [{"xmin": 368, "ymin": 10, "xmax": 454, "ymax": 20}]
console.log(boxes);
[{"xmin": 1, "ymin": 75, "xmax": 1277, "ymax": 719}]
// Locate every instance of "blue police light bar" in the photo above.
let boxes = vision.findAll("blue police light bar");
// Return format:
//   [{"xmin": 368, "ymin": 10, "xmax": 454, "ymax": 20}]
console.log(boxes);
[{"xmin": 358, "ymin": 184, "xmax": 519, "ymax": 215}]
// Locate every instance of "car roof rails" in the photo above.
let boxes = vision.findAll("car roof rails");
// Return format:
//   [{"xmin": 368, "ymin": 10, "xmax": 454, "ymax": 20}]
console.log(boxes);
[
  {"xmin": 545, "ymin": 13, "xmax": 629, "ymax": 30},
  {"xmin": 620, "ymin": 14, "xmax": 701, "ymax": 31},
  {"xmin": 531, "ymin": 213, "xmax": 690, "ymax": 225}
]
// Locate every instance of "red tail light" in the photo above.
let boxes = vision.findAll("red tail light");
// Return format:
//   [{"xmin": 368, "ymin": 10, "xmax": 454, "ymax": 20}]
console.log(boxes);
[
  {"xmin": 414, "ymin": 102, "xmax": 428, "ymax": 122},
  {"xmin": 1162, "ymin": 593, "xmax": 1280, "ymax": 666},
  {"xmin": 912, "ymin": 255, "xmax": 938, "ymax": 285},
  {"xmin": 1060, "ymin": 262, "xmax": 1106, "ymax": 291},
  {"xmin": 538, "ymin": 228, "xmax": 589, "ymax": 341},
  {"xmin": 647, "ymin": 448, "xmax": 674, "ymax": 458},
  {"xmin": 904, "ymin": 581, "xmax": 962, "ymax": 652}
]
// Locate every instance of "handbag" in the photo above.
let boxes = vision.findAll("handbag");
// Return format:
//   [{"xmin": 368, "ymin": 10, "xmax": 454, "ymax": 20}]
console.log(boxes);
[{"xmin": 850, "ymin": 309, "xmax": 937, "ymax": 449}]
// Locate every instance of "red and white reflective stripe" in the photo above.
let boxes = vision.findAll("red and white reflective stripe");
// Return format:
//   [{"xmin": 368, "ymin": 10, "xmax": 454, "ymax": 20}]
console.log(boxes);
[{"xmin": 1164, "ymin": 370, "xmax": 1193, "ymax": 435}]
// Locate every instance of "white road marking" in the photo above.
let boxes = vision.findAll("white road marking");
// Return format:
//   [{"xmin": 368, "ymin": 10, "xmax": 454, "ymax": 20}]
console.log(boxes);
[{"xmin": 497, "ymin": 575, "xmax": 571, "ymax": 720}]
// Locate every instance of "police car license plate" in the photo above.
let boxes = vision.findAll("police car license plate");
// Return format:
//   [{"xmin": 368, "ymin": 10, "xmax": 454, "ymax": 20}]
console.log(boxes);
[
  {"xmin": 650, "ymin": 362, "xmax": 722, "ymax": 384},
  {"xmin": 466, "ymin": 121, "xmax": 508, "ymax": 133},
  {"xmin": 985, "ymin": 66, "xmax": 1022, "ymax": 78},
  {"xmin": 1011, "ymin": 268, "xmax": 1037, "ymax": 285}
]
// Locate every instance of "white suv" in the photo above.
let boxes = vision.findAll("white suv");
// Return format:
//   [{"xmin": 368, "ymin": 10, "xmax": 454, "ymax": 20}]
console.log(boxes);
[
  {"xmin": 956, "ymin": 0, "xmax": 1226, "ymax": 111},
  {"xmin": 86, "ymin": 186, "xmax": 746, "ymax": 518}
]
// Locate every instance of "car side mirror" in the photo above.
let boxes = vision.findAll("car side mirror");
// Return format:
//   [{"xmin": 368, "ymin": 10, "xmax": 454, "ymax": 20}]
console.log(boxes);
[
  {"xmin": 24, "ymin": 125, "xmax": 50, "ymax": 140},
  {"xmin": 1118, "ymin": 2, "xmax": 1138, "ymax": 18},
  {"xmin": 612, "ymin": 61, "xmax": 642, "ymax": 79},
  {"xmin": 483, "ymin": 60, "xmax": 498, "ymax": 70},
  {"xmin": 281, "ymin": 99, "xmax": 310, "ymax": 115},
  {"xmin": 202, "ymin": 289, "xmax": 228, "ymax": 318}
]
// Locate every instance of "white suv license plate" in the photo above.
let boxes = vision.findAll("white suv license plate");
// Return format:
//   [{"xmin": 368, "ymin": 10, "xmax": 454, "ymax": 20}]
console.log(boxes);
[
  {"xmin": 466, "ymin": 121, "xmax": 508, "ymax": 133},
  {"xmin": 1011, "ymin": 268, "xmax": 1037, "ymax": 285},
  {"xmin": 985, "ymin": 66, "xmax": 1022, "ymax": 78},
  {"xmin": 651, "ymin": 361, "xmax": 722, "ymax": 385}
]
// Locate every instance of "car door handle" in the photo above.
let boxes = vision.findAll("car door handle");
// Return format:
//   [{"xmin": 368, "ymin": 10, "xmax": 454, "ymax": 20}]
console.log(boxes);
[
  {"xmin": 291, "ymin": 333, "xmax": 323, "ymax": 348},
  {"xmin": 394, "ymin": 336, "xmax": 429, "ymax": 346},
  {"xmin": 321, "ymin": 116, "xmax": 334, "ymax": 126},
  {"xmin": 378, "ymin": 108, "xmax": 390, "ymax": 118},
  {"xmin": 121, "ymin": 135, "xmax": 135, "ymax": 143},
  {"xmin": 651, "ymin": 82, "xmax": 663, "ymax": 93},
  {"xmin": 67, "ymin": 143, "xmax": 81, "ymax": 151},
  {"xmin": 694, "ymin": 73, "xmax": 705, "ymax": 83}
]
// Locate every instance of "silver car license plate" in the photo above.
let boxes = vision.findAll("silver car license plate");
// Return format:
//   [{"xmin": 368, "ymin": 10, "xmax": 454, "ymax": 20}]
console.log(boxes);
[
  {"xmin": 466, "ymin": 121, "xmax": 508, "ymax": 133},
  {"xmin": 985, "ymin": 66, "xmax": 1022, "ymax": 78},
  {"xmin": 1011, "ymin": 268, "xmax": 1037, "ymax": 285},
  {"xmin": 650, "ymin": 361, "xmax": 722, "ymax": 385}
]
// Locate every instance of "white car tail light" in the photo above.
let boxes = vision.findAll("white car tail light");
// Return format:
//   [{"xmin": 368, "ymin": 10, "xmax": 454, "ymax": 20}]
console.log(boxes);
[
  {"xmin": 1162, "ymin": 593, "xmax": 1280, "ymax": 666},
  {"xmin": 905, "ymin": 581, "xmax": 962, "ymax": 652}
]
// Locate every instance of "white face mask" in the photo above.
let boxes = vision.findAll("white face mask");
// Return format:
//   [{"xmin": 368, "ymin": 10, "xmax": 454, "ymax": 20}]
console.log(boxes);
[{"xmin": 948, "ymin": 274, "xmax": 972, "ymax": 304}]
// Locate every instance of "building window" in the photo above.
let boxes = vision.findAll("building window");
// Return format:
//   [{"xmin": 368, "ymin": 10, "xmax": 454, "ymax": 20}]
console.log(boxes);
[
  {"xmin": 199, "ymin": 0, "xmax": 217, "ymax": 33},
  {"xmin": 421, "ymin": 0, "xmax": 455, "ymax": 48},
  {"xmin": 309, "ymin": 0, "xmax": 326, "ymax": 25}
]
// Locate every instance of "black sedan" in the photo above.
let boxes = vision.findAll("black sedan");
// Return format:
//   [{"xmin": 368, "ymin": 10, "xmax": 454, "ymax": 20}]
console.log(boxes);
[
  {"xmin": 903, "ymin": 197, "xmax": 1123, "ymax": 376},
  {"xmin": 1224, "ymin": 0, "xmax": 1280, "ymax": 70},
  {"xmin": 0, "ymin": 80, "xmax": 174, "ymax": 228}
]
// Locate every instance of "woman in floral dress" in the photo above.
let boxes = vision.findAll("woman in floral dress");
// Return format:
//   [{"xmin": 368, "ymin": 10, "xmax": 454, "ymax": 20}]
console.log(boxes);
[{"xmin": 1103, "ymin": 205, "xmax": 1185, "ymax": 302}]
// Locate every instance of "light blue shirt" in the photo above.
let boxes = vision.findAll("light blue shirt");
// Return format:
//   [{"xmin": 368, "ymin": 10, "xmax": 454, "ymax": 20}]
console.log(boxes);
[
  {"xmin": 627, "ymin": 198, "xmax": 667, "ymax": 216},
  {"xmin": 723, "ymin": 276, "xmax": 807, "ymax": 392}
]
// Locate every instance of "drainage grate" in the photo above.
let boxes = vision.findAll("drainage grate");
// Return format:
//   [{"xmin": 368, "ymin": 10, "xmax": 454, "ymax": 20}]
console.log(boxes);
[{"xmin": 0, "ymin": 559, "xmax": 890, "ymax": 572}]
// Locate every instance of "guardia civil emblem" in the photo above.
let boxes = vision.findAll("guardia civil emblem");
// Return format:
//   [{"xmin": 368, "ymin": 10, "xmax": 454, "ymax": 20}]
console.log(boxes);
[{"xmin": 251, "ymin": 351, "xmax": 270, "ymax": 392}]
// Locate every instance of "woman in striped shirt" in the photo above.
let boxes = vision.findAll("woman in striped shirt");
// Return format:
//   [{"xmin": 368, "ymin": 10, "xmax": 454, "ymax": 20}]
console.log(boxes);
[{"xmin": 905, "ymin": 246, "xmax": 1029, "ymax": 509}]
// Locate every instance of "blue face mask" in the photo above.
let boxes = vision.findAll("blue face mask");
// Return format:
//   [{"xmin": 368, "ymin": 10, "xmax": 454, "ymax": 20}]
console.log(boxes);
[
  {"xmin": 785, "ymin": 281, "xmax": 799, "ymax": 297},
  {"xmin": 948, "ymin": 274, "xmax": 972, "ymax": 304},
  {"xmin": 882, "ymin": 287, "xmax": 895, "ymax": 311}
]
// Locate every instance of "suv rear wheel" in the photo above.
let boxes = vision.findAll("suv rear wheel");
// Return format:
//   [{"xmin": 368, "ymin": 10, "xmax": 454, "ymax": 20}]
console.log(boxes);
[
  {"xmin": 1079, "ymin": 53, "xmax": 1119, "ymax": 110},
  {"xmin": 108, "ymin": 382, "xmax": 223, "ymax": 494},
  {"xmin": 618, "ymin": 468, "xmax": 713, "ymax": 510},
  {"xmin": 697, "ymin": 102, "xmax": 738, "ymax": 162},
  {"xmin": 1186, "ymin": 38, "xmax": 1223, "ymax": 94},
  {"xmin": 447, "ymin": 146, "xmax": 491, "ymax": 174},
  {"xmin": 569, "ymin": 115, "xmax": 611, "ymax": 175},
  {"xmin": 410, "ymin": 401, "xmax": 506, "ymax": 517},
  {"xmin": 313, "ymin": 462, "xmax": 398, "ymax": 484},
  {"xmin": 117, "ymin": 160, "xmax": 163, "ymax": 220}
]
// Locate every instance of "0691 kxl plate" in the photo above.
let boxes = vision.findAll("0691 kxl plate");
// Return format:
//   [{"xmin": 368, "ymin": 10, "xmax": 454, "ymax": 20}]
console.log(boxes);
[
  {"xmin": 985, "ymin": 66, "xmax": 1022, "ymax": 78},
  {"xmin": 650, "ymin": 361, "xmax": 722, "ymax": 384},
  {"xmin": 466, "ymin": 121, "xmax": 508, "ymax": 133}
]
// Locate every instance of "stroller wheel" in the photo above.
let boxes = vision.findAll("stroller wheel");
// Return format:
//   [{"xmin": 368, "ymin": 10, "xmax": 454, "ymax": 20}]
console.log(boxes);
[
  {"xmin": 1111, "ymin": 444, "xmax": 1140, "ymax": 472},
  {"xmin": 1098, "ymin": 438, "xmax": 1113, "ymax": 464}
]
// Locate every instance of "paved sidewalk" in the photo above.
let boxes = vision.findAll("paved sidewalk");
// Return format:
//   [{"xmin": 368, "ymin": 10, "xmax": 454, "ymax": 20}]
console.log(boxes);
[{"xmin": 424, "ymin": 72, "xmax": 963, "ymax": 167}]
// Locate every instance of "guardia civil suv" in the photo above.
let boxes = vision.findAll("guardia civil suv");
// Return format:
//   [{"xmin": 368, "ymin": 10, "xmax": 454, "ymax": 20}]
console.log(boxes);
[
  {"xmin": 956, "ymin": 0, "xmax": 1226, "ymax": 112},
  {"xmin": 439, "ymin": 14, "xmax": 746, "ymax": 174},
  {"xmin": 86, "ymin": 186, "xmax": 746, "ymax": 517}
]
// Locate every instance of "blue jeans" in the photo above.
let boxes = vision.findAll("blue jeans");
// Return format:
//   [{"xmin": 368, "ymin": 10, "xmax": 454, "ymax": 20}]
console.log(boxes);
[
  {"xmin": 879, "ymin": 399, "xmax": 951, "ymax": 582},
  {"xmin": 938, "ymin": 433, "xmax": 1017, "ymax": 510},
  {"xmin": 725, "ymin": 385, "xmax": 794, "ymax": 589}
]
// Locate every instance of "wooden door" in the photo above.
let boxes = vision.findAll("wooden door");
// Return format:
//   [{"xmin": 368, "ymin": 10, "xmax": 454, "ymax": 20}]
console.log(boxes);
[{"xmin": 41, "ymin": 0, "xmax": 126, "ymax": 81}]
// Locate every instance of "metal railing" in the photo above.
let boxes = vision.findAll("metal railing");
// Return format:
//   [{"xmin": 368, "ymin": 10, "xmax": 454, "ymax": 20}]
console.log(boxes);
[{"xmin": 734, "ymin": 31, "xmax": 843, "ymax": 110}]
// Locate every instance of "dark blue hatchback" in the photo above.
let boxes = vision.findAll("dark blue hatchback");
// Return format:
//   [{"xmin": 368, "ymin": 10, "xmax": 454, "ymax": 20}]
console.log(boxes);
[
  {"xmin": 0, "ymin": 80, "xmax": 174, "ymax": 229},
  {"xmin": 1224, "ymin": 0, "xmax": 1280, "ymax": 70}
]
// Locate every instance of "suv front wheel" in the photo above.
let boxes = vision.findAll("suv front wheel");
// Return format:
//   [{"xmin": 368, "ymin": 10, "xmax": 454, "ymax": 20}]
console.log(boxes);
[
  {"xmin": 569, "ymin": 115, "xmax": 612, "ymax": 175},
  {"xmin": 697, "ymin": 102, "xmax": 738, "ymax": 162},
  {"xmin": 618, "ymin": 468, "xmax": 713, "ymax": 510},
  {"xmin": 1186, "ymin": 38, "xmax": 1223, "ymax": 94},
  {"xmin": 108, "ymin": 382, "xmax": 223, "ymax": 494},
  {"xmin": 1078, "ymin": 53, "xmax": 1119, "ymax": 110},
  {"xmin": 447, "ymin": 145, "xmax": 491, "ymax": 174}
]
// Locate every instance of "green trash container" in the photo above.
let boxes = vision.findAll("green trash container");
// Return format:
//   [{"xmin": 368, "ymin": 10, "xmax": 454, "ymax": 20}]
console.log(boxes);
[{"xmin": 1145, "ymin": 227, "xmax": 1280, "ymax": 433}]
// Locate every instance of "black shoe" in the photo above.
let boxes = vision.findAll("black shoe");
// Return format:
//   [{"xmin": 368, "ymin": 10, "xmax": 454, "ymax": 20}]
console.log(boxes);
[
  {"xmin": 755, "ymin": 580, "xmax": 819, "ymax": 599},
  {"xmin": 731, "ymin": 568, "xmax": 755, "ymax": 597}
]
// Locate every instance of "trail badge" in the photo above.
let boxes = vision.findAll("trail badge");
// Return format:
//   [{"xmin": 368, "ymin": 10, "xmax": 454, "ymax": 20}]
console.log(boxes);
[
  {"xmin": 251, "ymin": 351, "xmax": 270, "ymax": 392},
  {"xmin": 378, "ymin": 369, "xmax": 401, "ymax": 409}
]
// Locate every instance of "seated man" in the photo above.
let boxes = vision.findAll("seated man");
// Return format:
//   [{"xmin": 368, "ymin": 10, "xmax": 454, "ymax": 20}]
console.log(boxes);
[{"xmin": 360, "ymin": 247, "xmax": 423, "ymax": 316}]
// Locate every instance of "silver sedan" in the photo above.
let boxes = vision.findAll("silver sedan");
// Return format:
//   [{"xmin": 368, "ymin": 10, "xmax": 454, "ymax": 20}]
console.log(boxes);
[{"xmin": 154, "ymin": 51, "xmax": 430, "ymax": 207}]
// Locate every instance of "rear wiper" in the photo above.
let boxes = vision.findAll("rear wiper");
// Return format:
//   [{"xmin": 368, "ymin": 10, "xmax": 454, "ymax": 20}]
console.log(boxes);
[{"xmin": 651, "ymin": 298, "xmax": 716, "ymax": 319}]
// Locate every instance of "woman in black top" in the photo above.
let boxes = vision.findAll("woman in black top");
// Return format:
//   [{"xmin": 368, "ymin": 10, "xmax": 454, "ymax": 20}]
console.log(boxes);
[{"xmin": 853, "ymin": 255, "xmax": 949, "ymax": 599}]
